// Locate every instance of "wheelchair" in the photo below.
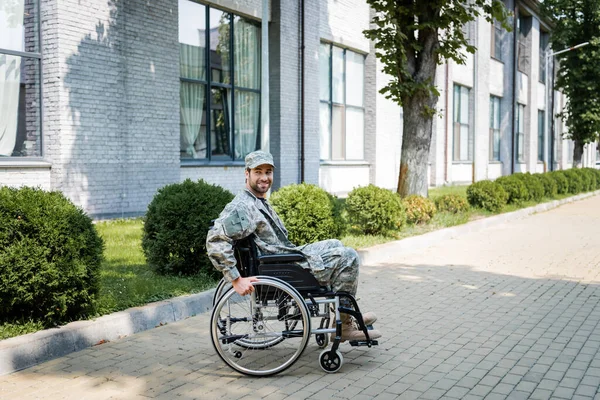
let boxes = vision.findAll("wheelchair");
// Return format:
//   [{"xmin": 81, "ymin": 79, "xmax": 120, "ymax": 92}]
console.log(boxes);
[{"xmin": 210, "ymin": 236, "xmax": 379, "ymax": 376}]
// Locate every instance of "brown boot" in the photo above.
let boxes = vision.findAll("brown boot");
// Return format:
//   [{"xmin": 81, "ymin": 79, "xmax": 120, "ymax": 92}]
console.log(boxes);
[{"xmin": 333, "ymin": 314, "xmax": 382, "ymax": 342}]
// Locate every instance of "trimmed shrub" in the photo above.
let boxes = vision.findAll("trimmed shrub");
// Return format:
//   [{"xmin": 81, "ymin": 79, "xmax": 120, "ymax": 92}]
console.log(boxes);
[
  {"xmin": 513, "ymin": 173, "xmax": 545, "ymax": 201},
  {"xmin": 591, "ymin": 168, "xmax": 600, "ymax": 190},
  {"xmin": 534, "ymin": 173, "xmax": 558, "ymax": 198},
  {"xmin": 403, "ymin": 195, "xmax": 437, "ymax": 224},
  {"xmin": 270, "ymin": 183, "xmax": 344, "ymax": 246},
  {"xmin": 561, "ymin": 169, "xmax": 583, "ymax": 194},
  {"xmin": 577, "ymin": 168, "xmax": 592, "ymax": 191},
  {"xmin": 0, "ymin": 187, "xmax": 104, "ymax": 325},
  {"xmin": 495, "ymin": 176, "xmax": 529, "ymax": 204},
  {"xmin": 549, "ymin": 171, "xmax": 569, "ymax": 195},
  {"xmin": 142, "ymin": 179, "xmax": 234, "ymax": 277},
  {"xmin": 580, "ymin": 168, "xmax": 597, "ymax": 191},
  {"xmin": 434, "ymin": 194, "xmax": 470, "ymax": 214},
  {"xmin": 466, "ymin": 180, "xmax": 508, "ymax": 212},
  {"xmin": 346, "ymin": 185, "xmax": 406, "ymax": 235}
]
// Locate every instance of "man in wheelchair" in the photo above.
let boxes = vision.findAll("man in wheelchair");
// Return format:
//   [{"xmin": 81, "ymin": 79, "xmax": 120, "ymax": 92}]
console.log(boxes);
[{"xmin": 206, "ymin": 150, "xmax": 382, "ymax": 343}]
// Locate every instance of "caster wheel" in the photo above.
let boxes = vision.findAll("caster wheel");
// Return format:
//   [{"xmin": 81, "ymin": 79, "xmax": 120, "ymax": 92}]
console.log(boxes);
[
  {"xmin": 319, "ymin": 349, "xmax": 343, "ymax": 373},
  {"xmin": 315, "ymin": 333, "xmax": 329, "ymax": 349}
]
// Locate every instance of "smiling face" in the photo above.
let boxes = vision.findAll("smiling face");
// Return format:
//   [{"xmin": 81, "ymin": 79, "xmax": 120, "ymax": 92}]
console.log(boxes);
[{"xmin": 245, "ymin": 164, "xmax": 274, "ymax": 198}]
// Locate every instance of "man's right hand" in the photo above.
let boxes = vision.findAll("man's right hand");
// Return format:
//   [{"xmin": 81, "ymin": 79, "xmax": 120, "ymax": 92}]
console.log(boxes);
[{"xmin": 232, "ymin": 276, "xmax": 259, "ymax": 296}]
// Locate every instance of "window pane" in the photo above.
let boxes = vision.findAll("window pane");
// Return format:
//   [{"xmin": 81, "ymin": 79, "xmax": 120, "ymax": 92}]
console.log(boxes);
[
  {"xmin": 234, "ymin": 90, "xmax": 260, "ymax": 160},
  {"xmin": 319, "ymin": 43, "xmax": 331, "ymax": 101},
  {"xmin": 453, "ymin": 122, "xmax": 460, "ymax": 160},
  {"xmin": 346, "ymin": 108, "xmax": 364, "ymax": 159},
  {"xmin": 0, "ymin": 55, "xmax": 40, "ymax": 156},
  {"xmin": 460, "ymin": 124, "xmax": 469, "ymax": 161},
  {"xmin": 460, "ymin": 87, "xmax": 469, "ymax": 123},
  {"xmin": 345, "ymin": 51, "xmax": 364, "ymax": 107},
  {"xmin": 518, "ymin": 133, "xmax": 524, "ymax": 162},
  {"xmin": 179, "ymin": 0, "xmax": 206, "ymax": 80},
  {"xmin": 332, "ymin": 47, "xmax": 344, "ymax": 103},
  {"xmin": 180, "ymin": 82, "xmax": 207, "ymax": 159},
  {"xmin": 0, "ymin": 0, "xmax": 38, "ymax": 53},
  {"xmin": 494, "ymin": 129, "xmax": 501, "ymax": 160},
  {"xmin": 453, "ymin": 85, "xmax": 460, "ymax": 122},
  {"xmin": 233, "ymin": 17, "xmax": 260, "ymax": 89},
  {"xmin": 210, "ymin": 87, "xmax": 232, "ymax": 156},
  {"xmin": 538, "ymin": 110, "xmax": 544, "ymax": 161},
  {"xmin": 331, "ymin": 104, "xmax": 344, "ymax": 160},
  {"xmin": 210, "ymin": 9, "xmax": 231, "ymax": 85},
  {"xmin": 319, "ymin": 102, "xmax": 330, "ymax": 159}
]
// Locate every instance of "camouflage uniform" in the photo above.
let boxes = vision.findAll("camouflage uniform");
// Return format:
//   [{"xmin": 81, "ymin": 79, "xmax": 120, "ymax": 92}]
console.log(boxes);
[{"xmin": 206, "ymin": 188, "xmax": 360, "ymax": 296}]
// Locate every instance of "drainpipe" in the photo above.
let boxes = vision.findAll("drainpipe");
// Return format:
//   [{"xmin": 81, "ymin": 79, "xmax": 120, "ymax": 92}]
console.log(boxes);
[
  {"xmin": 299, "ymin": 0, "xmax": 305, "ymax": 182},
  {"xmin": 511, "ymin": 6, "xmax": 519, "ymax": 175},
  {"xmin": 261, "ymin": 0, "xmax": 269, "ymax": 151},
  {"xmin": 445, "ymin": 62, "xmax": 449, "ymax": 183},
  {"xmin": 472, "ymin": 20, "xmax": 478, "ymax": 183},
  {"xmin": 549, "ymin": 58, "xmax": 556, "ymax": 171}
]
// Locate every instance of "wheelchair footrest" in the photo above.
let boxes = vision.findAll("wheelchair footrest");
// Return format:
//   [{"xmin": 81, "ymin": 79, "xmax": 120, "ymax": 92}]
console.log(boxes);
[{"xmin": 349, "ymin": 340, "xmax": 378, "ymax": 347}]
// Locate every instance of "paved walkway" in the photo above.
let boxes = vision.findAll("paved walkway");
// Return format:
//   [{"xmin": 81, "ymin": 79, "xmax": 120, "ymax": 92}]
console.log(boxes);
[{"xmin": 3, "ymin": 195, "xmax": 600, "ymax": 400}]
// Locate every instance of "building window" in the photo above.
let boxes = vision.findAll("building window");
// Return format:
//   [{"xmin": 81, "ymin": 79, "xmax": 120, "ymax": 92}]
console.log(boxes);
[
  {"xmin": 453, "ymin": 85, "xmax": 471, "ymax": 161},
  {"xmin": 490, "ymin": 19, "xmax": 505, "ymax": 61},
  {"xmin": 517, "ymin": 16, "xmax": 530, "ymax": 73},
  {"xmin": 538, "ymin": 110, "xmax": 545, "ymax": 162},
  {"xmin": 319, "ymin": 42, "xmax": 365, "ymax": 161},
  {"xmin": 489, "ymin": 96, "xmax": 501, "ymax": 161},
  {"xmin": 179, "ymin": 0, "xmax": 261, "ymax": 161},
  {"xmin": 516, "ymin": 104, "xmax": 525, "ymax": 163},
  {"xmin": 0, "ymin": 0, "xmax": 41, "ymax": 157},
  {"xmin": 539, "ymin": 32, "xmax": 549, "ymax": 83}
]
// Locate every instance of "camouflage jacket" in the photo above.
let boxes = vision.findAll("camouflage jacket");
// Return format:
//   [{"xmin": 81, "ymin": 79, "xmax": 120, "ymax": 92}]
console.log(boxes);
[{"xmin": 206, "ymin": 189, "xmax": 325, "ymax": 282}]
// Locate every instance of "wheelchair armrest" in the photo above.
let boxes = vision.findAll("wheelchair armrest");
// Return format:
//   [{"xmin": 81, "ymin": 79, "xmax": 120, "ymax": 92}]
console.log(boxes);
[{"xmin": 258, "ymin": 253, "xmax": 306, "ymax": 263}]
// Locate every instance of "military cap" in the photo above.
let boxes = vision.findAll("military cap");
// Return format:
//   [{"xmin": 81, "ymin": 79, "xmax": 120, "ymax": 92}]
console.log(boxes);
[{"xmin": 245, "ymin": 150, "xmax": 275, "ymax": 169}]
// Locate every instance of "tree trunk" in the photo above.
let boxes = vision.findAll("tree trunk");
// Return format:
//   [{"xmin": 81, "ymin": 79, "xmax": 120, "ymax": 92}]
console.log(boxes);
[
  {"xmin": 573, "ymin": 140, "xmax": 584, "ymax": 167},
  {"xmin": 397, "ymin": 96, "xmax": 435, "ymax": 198}
]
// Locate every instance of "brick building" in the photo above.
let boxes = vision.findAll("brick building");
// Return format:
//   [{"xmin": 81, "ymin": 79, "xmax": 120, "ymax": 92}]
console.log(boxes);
[{"xmin": 0, "ymin": 0, "xmax": 596, "ymax": 218}]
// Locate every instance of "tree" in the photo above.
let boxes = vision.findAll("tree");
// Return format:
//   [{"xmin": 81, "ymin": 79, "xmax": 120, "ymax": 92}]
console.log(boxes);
[
  {"xmin": 364, "ymin": 1, "xmax": 509, "ymax": 197},
  {"xmin": 540, "ymin": 0, "xmax": 600, "ymax": 167}
]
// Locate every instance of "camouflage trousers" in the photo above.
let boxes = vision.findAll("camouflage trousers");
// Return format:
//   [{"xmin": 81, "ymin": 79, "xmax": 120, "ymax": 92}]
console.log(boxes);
[{"xmin": 299, "ymin": 239, "xmax": 359, "ymax": 307}]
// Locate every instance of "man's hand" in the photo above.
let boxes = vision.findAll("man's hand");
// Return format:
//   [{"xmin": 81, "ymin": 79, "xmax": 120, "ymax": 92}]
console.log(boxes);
[{"xmin": 232, "ymin": 276, "xmax": 259, "ymax": 296}]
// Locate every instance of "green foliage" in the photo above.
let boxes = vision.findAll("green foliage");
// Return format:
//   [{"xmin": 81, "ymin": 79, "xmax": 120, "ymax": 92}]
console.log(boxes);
[
  {"xmin": 403, "ymin": 195, "xmax": 437, "ymax": 224},
  {"xmin": 346, "ymin": 185, "xmax": 406, "ymax": 235},
  {"xmin": 540, "ymin": 0, "xmax": 600, "ymax": 158},
  {"xmin": 0, "ymin": 187, "xmax": 103, "ymax": 326},
  {"xmin": 466, "ymin": 180, "xmax": 508, "ymax": 212},
  {"xmin": 513, "ymin": 173, "xmax": 545, "ymax": 201},
  {"xmin": 270, "ymin": 183, "xmax": 344, "ymax": 246},
  {"xmin": 561, "ymin": 169, "xmax": 583, "ymax": 194},
  {"xmin": 534, "ymin": 173, "xmax": 558, "ymax": 198},
  {"xmin": 495, "ymin": 176, "xmax": 529, "ymax": 204},
  {"xmin": 434, "ymin": 194, "xmax": 470, "ymax": 214},
  {"xmin": 591, "ymin": 168, "xmax": 600, "ymax": 189},
  {"xmin": 142, "ymin": 179, "xmax": 233, "ymax": 277},
  {"xmin": 579, "ymin": 168, "xmax": 597, "ymax": 191},
  {"xmin": 548, "ymin": 171, "xmax": 569, "ymax": 194}
]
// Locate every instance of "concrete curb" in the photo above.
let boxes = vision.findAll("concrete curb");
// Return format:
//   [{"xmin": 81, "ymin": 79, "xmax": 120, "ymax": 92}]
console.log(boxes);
[
  {"xmin": 0, "ymin": 289, "xmax": 215, "ymax": 376},
  {"xmin": 1, "ymin": 190, "xmax": 598, "ymax": 376}
]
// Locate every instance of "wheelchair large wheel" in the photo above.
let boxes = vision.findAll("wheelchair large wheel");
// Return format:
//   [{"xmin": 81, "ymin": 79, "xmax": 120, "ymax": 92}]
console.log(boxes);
[
  {"xmin": 211, "ymin": 279, "xmax": 311, "ymax": 376},
  {"xmin": 212, "ymin": 278, "xmax": 231, "ymax": 306}
]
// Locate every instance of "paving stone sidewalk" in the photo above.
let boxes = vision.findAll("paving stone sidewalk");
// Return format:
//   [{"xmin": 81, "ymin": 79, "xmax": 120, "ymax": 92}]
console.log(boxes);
[{"xmin": 2, "ymin": 195, "xmax": 600, "ymax": 399}]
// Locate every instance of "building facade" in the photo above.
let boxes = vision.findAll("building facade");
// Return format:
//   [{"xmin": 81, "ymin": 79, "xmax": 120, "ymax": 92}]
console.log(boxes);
[{"xmin": 1, "ymin": 0, "xmax": 596, "ymax": 218}]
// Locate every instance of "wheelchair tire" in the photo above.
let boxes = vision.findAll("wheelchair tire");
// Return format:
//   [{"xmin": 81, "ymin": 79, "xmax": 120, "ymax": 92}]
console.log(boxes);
[
  {"xmin": 212, "ymin": 278, "xmax": 231, "ymax": 307},
  {"xmin": 211, "ymin": 278, "xmax": 311, "ymax": 376},
  {"xmin": 319, "ymin": 349, "xmax": 343, "ymax": 373}
]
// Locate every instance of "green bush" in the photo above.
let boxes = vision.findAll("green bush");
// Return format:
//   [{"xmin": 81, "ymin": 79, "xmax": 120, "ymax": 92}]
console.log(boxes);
[
  {"xmin": 346, "ymin": 185, "xmax": 406, "ymax": 235},
  {"xmin": 142, "ymin": 179, "xmax": 233, "ymax": 277},
  {"xmin": 562, "ymin": 169, "xmax": 583, "ymax": 194},
  {"xmin": 549, "ymin": 171, "xmax": 570, "ymax": 195},
  {"xmin": 466, "ymin": 180, "xmax": 508, "ymax": 212},
  {"xmin": 576, "ymin": 168, "xmax": 592, "ymax": 191},
  {"xmin": 513, "ymin": 173, "xmax": 545, "ymax": 201},
  {"xmin": 591, "ymin": 168, "xmax": 600, "ymax": 190},
  {"xmin": 434, "ymin": 194, "xmax": 470, "ymax": 214},
  {"xmin": 270, "ymin": 183, "xmax": 344, "ymax": 246},
  {"xmin": 403, "ymin": 195, "xmax": 437, "ymax": 224},
  {"xmin": 580, "ymin": 168, "xmax": 597, "ymax": 191},
  {"xmin": 534, "ymin": 173, "xmax": 558, "ymax": 198},
  {"xmin": 0, "ymin": 187, "xmax": 103, "ymax": 325},
  {"xmin": 495, "ymin": 176, "xmax": 529, "ymax": 204}
]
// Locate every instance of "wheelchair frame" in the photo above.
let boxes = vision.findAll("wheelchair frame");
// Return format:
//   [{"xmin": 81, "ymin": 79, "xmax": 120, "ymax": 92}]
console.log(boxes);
[{"xmin": 210, "ymin": 236, "xmax": 378, "ymax": 376}]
